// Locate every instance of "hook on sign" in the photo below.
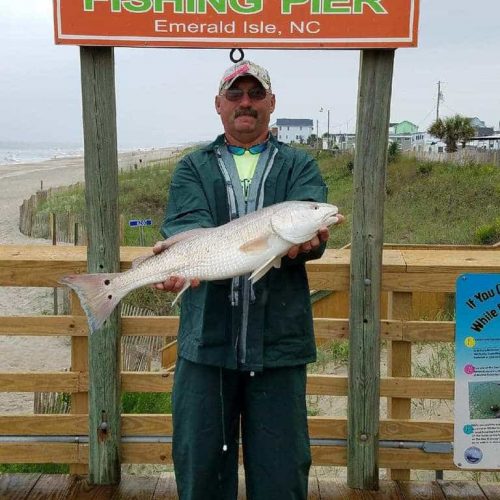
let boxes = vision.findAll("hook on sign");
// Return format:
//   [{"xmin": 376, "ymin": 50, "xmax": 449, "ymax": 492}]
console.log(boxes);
[{"xmin": 230, "ymin": 48, "xmax": 245, "ymax": 63}]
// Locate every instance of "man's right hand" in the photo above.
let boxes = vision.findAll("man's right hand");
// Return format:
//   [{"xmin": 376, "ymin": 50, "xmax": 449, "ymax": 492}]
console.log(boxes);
[{"xmin": 152, "ymin": 241, "xmax": 200, "ymax": 292}]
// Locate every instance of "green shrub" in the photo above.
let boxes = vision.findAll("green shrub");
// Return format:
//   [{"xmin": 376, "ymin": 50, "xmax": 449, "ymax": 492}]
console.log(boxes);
[
  {"xmin": 0, "ymin": 463, "xmax": 69, "ymax": 474},
  {"xmin": 475, "ymin": 219, "xmax": 500, "ymax": 245},
  {"xmin": 121, "ymin": 392, "xmax": 172, "ymax": 414}
]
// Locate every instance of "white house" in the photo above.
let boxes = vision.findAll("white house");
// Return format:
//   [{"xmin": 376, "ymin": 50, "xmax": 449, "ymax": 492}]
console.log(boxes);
[{"xmin": 272, "ymin": 118, "xmax": 314, "ymax": 144}]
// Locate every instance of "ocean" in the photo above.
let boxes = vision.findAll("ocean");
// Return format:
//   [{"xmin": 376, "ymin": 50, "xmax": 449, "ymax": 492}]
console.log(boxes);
[{"xmin": 0, "ymin": 140, "xmax": 84, "ymax": 165}]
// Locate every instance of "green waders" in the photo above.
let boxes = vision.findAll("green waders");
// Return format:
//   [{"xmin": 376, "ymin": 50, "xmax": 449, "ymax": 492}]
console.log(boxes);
[{"xmin": 172, "ymin": 358, "xmax": 311, "ymax": 500}]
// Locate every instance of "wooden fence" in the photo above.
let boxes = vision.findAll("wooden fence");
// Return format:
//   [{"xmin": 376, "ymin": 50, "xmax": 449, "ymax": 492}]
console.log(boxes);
[
  {"xmin": 407, "ymin": 149, "xmax": 500, "ymax": 166},
  {"xmin": 0, "ymin": 244, "xmax": 499, "ymax": 477},
  {"xmin": 19, "ymin": 185, "xmax": 88, "ymax": 244}
]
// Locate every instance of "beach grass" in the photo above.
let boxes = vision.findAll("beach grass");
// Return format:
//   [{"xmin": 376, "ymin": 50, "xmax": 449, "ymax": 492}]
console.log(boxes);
[{"xmin": 36, "ymin": 148, "xmax": 500, "ymax": 249}]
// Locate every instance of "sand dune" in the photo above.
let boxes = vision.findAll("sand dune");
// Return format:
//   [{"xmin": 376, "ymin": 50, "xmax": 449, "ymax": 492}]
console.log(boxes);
[{"xmin": 0, "ymin": 147, "xmax": 180, "ymax": 413}]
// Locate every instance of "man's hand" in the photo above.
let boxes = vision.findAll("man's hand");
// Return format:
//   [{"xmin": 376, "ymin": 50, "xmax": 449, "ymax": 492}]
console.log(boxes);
[
  {"xmin": 287, "ymin": 214, "xmax": 344, "ymax": 260},
  {"xmin": 152, "ymin": 240, "xmax": 200, "ymax": 291}
]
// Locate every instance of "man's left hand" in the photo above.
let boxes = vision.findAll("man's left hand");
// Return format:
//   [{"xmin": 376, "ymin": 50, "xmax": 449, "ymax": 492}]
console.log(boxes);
[{"xmin": 287, "ymin": 227, "xmax": 330, "ymax": 259}]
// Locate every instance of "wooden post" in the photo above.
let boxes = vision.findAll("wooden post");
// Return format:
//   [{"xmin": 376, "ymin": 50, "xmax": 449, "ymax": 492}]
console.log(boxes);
[
  {"xmin": 387, "ymin": 291, "xmax": 413, "ymax": 480},
  {"xmin": 70, "ymin": 291, "xmax": 89, "ymax": 475},
  {"xmin": 347, "ymin": 49, "xmax": 395, "ymax": 490},
  {"xmin": 80, "ymin": 46, "xmax": 121, "ymax": 484}
]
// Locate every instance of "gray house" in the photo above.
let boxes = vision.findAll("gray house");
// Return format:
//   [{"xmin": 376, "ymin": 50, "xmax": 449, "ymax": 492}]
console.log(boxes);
[{"xmin": 272, "ymin": 118, "xmax": 314, "ymax": 144}]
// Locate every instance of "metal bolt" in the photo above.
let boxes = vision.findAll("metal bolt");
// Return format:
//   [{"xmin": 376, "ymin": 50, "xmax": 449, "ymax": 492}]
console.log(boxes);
[
  {"xmin": 360, "ymin": 433, "xmax": 369, "ymax": 442},
  {"xmin": 99, "ymin": 422, "xmax": 108, "ymax": 432},
  {"xmin": 364, "ymin": 279, "xmax": 371, "ymax": 286}
]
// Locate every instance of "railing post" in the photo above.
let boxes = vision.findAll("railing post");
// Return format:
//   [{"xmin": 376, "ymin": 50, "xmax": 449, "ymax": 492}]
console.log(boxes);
[
  {"xmin": 70, "ymin": 291, "xmax": 89, "ymax": 475},
  {"xmin": 387, "ymin": 291, "xmax": 413, "ymax": 480},
  {"xmin": 348, "ymin": 49, "xmax": 395, "ymax": 490},
  {"xmin": 80, "ymin": 46, "xmax": 121, "ymax": 484}
]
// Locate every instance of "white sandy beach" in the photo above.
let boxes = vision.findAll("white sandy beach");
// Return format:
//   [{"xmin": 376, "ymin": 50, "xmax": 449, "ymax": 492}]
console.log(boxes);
[{"xmin": 0, "ymin": 147, "xmax": 180, "ymax": 413}]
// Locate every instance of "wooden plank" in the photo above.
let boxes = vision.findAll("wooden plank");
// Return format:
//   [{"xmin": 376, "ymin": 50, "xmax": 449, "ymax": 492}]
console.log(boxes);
[
  {"xmin": 387, "ymin": 291, "xmax": 413, "ymax": 481},
  {"xmin": 0, "ymin": 415, "xmax": 453, "ymax": 442},
  {"xmin": 319, "ymin": 478, "xmax": 402, "ymax": 499},
  {"xmin": 70, "ymin": 292, "xmax": 89, "ymax": 475},
  {"xmin": 397, "ymin": 480, "xmax": 446, "ymax": 499},
  {"xmin": 153, "ymin": 474, "xmax": 178, "ymax": 500},
  {"xmin": 0, "ymin": 443, "xmax": 83, "ymax": 463},
  {"xmin": 437, "ymin": 480, "xmax": 488, "ymax": 500},
  {"xmin": 68, "ymin": 475, "xmax": 118, "ymax": 499},
  {"xmin": 121, "ymin": 372, "xmax": 174, "ymax": 392},
  {"xmin": 0, "ymin": 372, "xmax": 453, "ymax": 398},
  {"xmin": 0, "ymin": 414, "xmax": 452, "ymax": 442},
  {"xmin": 307, "ymin": 375, "xmax": 454, "ymax": 399},
  {"xmin": 0, "ymin": 315, "xmax": 179, "ymax": 337},
  {"xmin": 0, "ymin": 372, "xmax": 86, "ymax": 392},
  {"xmin": 1, "ymin": 246, "xmax": 499, "ymax": 288},
  {"xmin": 0, "ymin": 315, "xmax": 88, "ymax": 336},
  {"xmin": 112, "ymin": 475, "xmax": 159, "ymax": 499},
  {"xmin": 480, "ymin": 483, "xmax": 500, "ymax": 500},
  {"xmin": 0, "ymin": 442, "xmax": 458, "ymax": 470},
  {"xmin": 160, "ymin": 340, "xmax": 177, "ymax": 370},
  {"xmin": 402, "ymin": 321, "xmax": 454, "ymax": 342},
  {"xmin": 310, "ymin": 446, "xmax": 457, "ymax": 470},
  {"xmin": 308, "ymin": 475, "xmax": 321, "ymax": 500},
  {"xmin": 0, "ymin": 415, "xmax": 89, "ymax": 435},
  {"xmin": 0, "ymin": 473, "xmax": 41, "ymax": 499},
  {"xmin": 401, "ymin": 249, "xmax": 500, "ymax": 273},
  {"xmin": 0, "ymin": 315, "xmax": 455, "ymax": 343},
  {"xmin": 121, "ymin": 443, "xmax": 172, "ymax": 464},
  {"xmin": 28, "ymin": 474, "xmax": 79, "ymax": 499},
  {"xmin": 122, "ymin": 414, "xmax": 173, "ymax": 436}
]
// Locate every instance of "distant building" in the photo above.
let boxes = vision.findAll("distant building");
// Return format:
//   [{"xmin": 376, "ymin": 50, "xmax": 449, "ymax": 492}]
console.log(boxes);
[
  {"xmin": 273, "ymin": 118, "xmax": 314, "ymax": 144},
  {"xmin": 389, "ymin": 120, "xmax": 418, "ymax": 135}
]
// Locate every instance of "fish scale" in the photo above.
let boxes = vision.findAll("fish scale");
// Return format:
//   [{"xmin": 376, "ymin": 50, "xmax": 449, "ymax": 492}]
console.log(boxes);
[{"xmin": 60, "ymin": 201, "xmax": 340, "ymax": 334}]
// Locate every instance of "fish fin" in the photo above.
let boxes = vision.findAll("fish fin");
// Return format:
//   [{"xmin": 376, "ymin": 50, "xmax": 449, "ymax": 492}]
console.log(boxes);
[
  {"xmin": 158, "ymin": 228, "xmax": 213, "ymax": 253},
  {"xmin": 249, "ymin": 256, "xmax": 282, "ymax": 284},
  {"xmin": 171, "ymin": 280, "xmax": 191, "ymax": 308},
  {"xmin": 239, "ymin": 235, "xmax": 270, "ymax": 254},
  {"xmin": 59, "ymin": 273, "xmax": 124, "ymax": 334}
]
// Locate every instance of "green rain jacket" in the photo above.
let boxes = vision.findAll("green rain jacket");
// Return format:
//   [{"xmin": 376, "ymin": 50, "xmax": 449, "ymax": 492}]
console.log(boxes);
[{"xmin": 160, "ymin": 134, "xmax": 328, "ymax": 371}]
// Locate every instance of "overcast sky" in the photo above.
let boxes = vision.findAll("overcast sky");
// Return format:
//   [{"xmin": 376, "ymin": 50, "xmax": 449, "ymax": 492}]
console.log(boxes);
[{"xmin": 1, "ymin": 0, "xmax": 499, "ymax": 149}]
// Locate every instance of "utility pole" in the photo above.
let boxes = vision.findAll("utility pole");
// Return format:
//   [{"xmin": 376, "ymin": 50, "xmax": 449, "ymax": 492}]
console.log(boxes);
[
  {"xmin": 327, "ymin": 109, "xmax": 330, "ymax": 149},
  {"xmin": 436, "ymin": 81, "xmax": 443, "ymax": 121},
  {"xmin": 316, "ymin": 119, "xmax": 319, "ymax": 149}
]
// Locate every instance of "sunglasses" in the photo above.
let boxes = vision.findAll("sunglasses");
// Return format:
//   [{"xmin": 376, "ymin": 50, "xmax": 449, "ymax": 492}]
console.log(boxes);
[
  {"xmin": 223, "ymin": 87, "xmax": 268, "ymax": 102},
  {"xmin": 227, "ymin": 141, "xmax": 268, "ymax": 156}
]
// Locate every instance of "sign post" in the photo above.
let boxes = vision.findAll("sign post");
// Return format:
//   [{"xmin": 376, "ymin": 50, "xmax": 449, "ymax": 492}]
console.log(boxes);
[{"xmin": 128, "ymin": 218, "xmax": 153, "ymax": 246}]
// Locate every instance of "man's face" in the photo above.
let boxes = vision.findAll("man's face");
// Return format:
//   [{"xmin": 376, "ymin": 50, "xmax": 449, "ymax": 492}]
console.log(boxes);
[{"xmin": 215, "ymin": 76, "xmax": 276, "ymax": 146}]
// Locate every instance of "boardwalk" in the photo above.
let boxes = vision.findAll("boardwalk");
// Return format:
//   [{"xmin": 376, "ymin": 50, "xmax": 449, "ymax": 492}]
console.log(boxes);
[{"xmin": 1, "ymin": 474, "xmax": 500, "ymax": 499}]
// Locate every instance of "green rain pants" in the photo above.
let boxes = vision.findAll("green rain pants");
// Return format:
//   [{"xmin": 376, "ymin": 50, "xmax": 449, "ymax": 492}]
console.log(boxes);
[{"xmin": 172, "ymin": 357, "xmax": 311, "ymax": 500}]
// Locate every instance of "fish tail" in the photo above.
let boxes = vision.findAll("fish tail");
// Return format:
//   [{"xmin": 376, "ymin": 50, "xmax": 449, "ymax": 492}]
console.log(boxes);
[{"xmin": 59, "ymin": 273, "xmax": 124, "ymax": 334}]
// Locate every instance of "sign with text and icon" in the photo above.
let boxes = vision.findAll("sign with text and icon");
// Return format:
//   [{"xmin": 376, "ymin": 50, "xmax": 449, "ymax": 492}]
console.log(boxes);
[
  {"xmin": 128, "ymin": 219, "xmax": 152, "ymax": 227},
  {"xmin": 454, "ymin": 274, "xmax": 500, "ymax": 469},
  {"xmin": 53, "ymin": 0, "xmax": 419, "ymax": 49}
]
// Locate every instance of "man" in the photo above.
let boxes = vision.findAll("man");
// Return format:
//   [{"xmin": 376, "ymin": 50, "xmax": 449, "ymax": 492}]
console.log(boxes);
[{"xmin": 154, "ymin": 60, "xmax": 336, "ymax": 500}]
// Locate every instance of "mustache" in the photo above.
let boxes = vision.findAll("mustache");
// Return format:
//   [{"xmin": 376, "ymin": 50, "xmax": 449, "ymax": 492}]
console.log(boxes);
[{"xmin": 235, "ymin": 108, "xmax": 258, "ymax": 118}]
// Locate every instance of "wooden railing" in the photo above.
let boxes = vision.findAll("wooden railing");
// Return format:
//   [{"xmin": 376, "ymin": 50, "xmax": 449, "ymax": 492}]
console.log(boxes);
[{"xmin": 0, "ymin": 244, "xmax": 499, "ymax": 476}]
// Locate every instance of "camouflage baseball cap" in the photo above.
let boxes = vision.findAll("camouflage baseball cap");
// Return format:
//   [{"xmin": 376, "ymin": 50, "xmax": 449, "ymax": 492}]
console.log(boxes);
[{"xmin": 218, "ymin": 60, "xmax": 272, "ymax": 94}]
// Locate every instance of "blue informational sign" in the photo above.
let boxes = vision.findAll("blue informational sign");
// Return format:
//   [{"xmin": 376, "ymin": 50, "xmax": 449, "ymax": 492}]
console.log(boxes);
[
  {"xmin": 454, "ymin": 273, "xmax": 500, "ymax": 469},
  {"xmin": 128, "ymin": 219, "xmax": 152, "ymax": 227}
]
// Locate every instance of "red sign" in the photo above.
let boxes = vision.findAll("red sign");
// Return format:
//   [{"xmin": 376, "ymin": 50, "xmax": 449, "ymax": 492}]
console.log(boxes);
[{"xmin": 54, "ymin": 0, "xmax": 419, "ymax": 49}]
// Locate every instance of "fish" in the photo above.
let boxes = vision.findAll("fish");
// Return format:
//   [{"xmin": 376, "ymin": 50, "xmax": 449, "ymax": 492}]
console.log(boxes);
[{"xmin": 59, "ymin": 201, "xmax": 341, "ymax": 334}]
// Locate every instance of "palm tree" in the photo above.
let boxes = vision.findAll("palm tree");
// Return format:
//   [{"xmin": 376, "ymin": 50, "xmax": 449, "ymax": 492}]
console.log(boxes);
[{"xmin": 427, "ymin": 115, "xmax": 475, "ymax": 152}]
